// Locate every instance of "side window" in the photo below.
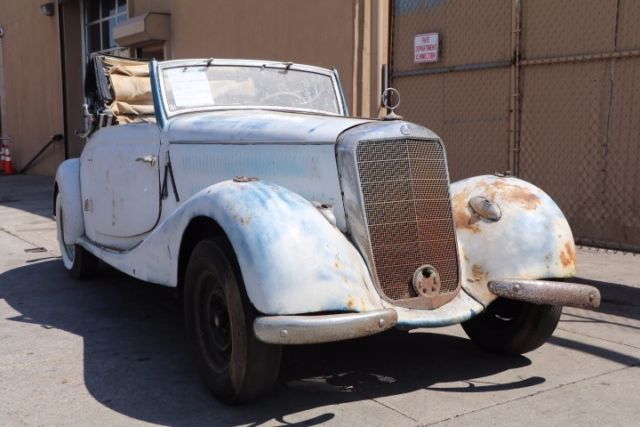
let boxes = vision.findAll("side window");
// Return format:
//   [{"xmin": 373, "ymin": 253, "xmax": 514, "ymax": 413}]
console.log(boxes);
[{"xmin": 83, "ymin": 0, "xmax": 128, "ymax": 63}]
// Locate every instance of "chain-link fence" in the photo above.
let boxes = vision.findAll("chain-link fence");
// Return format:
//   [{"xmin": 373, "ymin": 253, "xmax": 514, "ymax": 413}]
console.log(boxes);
[{"xmin": 391, "ymin": 0, "xmax": 640, "ymax": 252}]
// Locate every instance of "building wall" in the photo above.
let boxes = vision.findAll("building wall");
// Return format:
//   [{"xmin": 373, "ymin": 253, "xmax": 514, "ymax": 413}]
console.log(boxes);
[
  {"xmin": 61, "ymin": 0, "xmax": 86, "ymax": 159},
  {"xmin": 0, "ymin": 0, "xmax": 389, "ymax": 175},
  {"xmin": 0, "ymin": 0, "xmax": 65, "ymax": 175},
  {"xmin": 168, "ymin": 0, "xmax": 389, "ymax": 117},
  {"xmin": 130, "ymin": 0, "xmax": 170, "ymax": 15},
  {"xmin": 169, "ymin": 0, "xmax": 358, "ymax": 113}
]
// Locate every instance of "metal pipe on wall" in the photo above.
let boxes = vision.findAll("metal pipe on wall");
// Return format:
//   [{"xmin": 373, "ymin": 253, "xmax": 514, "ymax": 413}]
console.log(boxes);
[
  {"xmin": 57, "ymin": 0, "xmax": 69, "ymax": 160},
  {"xmin": 508, "ymin": 0, "xmax": 521, "ymax": 176},
  {"xmin": 0, "ymin": 25, "xmax": 7, "ymax": 139}
]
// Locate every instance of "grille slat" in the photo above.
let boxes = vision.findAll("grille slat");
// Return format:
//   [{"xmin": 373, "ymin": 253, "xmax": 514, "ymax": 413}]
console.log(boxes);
[{"xmin": 356, "ymin": 139, "xmax": 460, "ymax": 303}]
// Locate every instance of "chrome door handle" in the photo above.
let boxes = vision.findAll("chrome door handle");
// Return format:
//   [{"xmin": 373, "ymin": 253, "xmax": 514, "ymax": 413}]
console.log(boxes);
[{"xmin": 135, "ymin": 155, "xmax": 157, "ymax": 166}]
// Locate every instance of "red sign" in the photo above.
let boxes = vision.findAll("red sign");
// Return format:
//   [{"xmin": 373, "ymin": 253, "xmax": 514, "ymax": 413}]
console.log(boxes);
[{"xmin": 414, "ymin": 32, "xmax": 439, "ymax": 63}]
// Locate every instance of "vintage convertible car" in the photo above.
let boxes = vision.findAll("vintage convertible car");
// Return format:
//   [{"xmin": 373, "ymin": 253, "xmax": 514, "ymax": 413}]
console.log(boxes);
[{"xmin": 54, "ymin": 54, "xmax": 600, "ymax": 403}]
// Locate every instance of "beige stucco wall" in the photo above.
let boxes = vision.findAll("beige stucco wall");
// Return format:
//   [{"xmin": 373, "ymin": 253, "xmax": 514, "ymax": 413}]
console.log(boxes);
[
  {"xmin": 130, "ymin": 0, "xmax": 170, "ymax": 16},
  {"xmin": 0, "ymin": 0, "xmax": 389, "ymax": 176},
  {"xmin": 169, "ymin": 0, "xmax": 360, "ymax": 114},
  {"xmin": 0, "ymin": 0, "xmax": 65, "ymax": 175},
  {"xmin": 62, "ymin": 0, "xmax": 86, "ymax": 159},
  {"xmin": 137, "ymin": 0, "xmax": 388, "ymax": 117}
]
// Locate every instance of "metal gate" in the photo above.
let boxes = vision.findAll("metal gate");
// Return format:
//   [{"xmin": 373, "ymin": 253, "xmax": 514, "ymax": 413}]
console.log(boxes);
[{"xmin": 391, "ymin": 0, "xmax": 640, "ymax": 251}]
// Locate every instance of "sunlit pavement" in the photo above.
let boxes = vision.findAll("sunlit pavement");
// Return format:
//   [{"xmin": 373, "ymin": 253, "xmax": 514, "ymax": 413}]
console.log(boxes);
[{"xmin": 1, "ymin": 175, "xmax": 638, "ymax": 426}]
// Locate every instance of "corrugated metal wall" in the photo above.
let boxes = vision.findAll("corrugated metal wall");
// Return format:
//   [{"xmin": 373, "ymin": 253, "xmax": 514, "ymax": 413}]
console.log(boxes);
[{"xmin": 391, "ymin": 0, "xmax": 640, "ymax": 251}]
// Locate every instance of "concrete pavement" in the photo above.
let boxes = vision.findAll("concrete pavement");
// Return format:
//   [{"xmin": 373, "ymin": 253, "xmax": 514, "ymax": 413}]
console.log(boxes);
[{"xmin": 0, "ymin": 175, "xmax": 638, "ymax": 426}]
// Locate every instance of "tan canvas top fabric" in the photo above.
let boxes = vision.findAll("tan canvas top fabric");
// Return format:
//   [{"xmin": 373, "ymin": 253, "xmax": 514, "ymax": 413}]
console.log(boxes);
[
  {"xmin": 110, "ymin": 75, "xmax": 153, "ymax": 104},
  {"xmin": 101, "ymin": 56, "xmax": 155, "ymax": 124}
]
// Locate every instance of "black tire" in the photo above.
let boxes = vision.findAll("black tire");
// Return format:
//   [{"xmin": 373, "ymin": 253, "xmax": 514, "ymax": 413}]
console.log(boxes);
[
  {"xmin": 55, "ymin": 194, "xmax": 98, "ymax": 280},
  {"xmin": 461, "ymin": 298, "xmax": 562, "ymax": 355},
  {"xmin": 183, "ymin": 238, "xmax": 281, "ymax": 403},
  {"xmin": 68, "ymin": 244, "xmax": 99, "ymax": 280}
]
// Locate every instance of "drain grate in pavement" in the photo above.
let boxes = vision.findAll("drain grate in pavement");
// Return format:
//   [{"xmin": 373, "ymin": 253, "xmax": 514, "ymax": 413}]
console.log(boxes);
[{"xmin": 24, "ymin": 247, "xmax": 47, "ymax": 253}]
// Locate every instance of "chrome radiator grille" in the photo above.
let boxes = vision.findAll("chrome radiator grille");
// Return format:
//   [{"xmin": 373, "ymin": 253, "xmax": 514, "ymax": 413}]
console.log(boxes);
[{"xmin": 356, "ymin": 139, "xmax": 460, "ymax": 302}]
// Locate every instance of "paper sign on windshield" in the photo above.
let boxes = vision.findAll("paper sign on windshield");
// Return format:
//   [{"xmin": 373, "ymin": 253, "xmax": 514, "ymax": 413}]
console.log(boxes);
[{"xmin": 166, "ymin": 68, "xmax": 214, "ymax": 107}]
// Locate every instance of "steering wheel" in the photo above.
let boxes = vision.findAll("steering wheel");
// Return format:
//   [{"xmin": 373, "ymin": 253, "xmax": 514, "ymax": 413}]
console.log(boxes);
[{"xmin": 260, "ymin": 91, "xmax": 307, "ymax": 105}]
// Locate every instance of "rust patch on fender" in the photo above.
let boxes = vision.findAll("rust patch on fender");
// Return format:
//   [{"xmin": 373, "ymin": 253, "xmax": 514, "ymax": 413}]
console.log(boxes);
[
  {"xmin": 454, "ymin": 209, "xmax": 481, "ymax": 233},
  {"xmin": 559, "ymin": 241, "xmax": 576, "ymax": 268},
  {"xmin": 451, "ymin": 188, "xmax": 480, "ymax": 233},
  {"xmin": 452, "ymin": 179, "xmax": 541, "ymax": 232},
  {"xmin": 489, "ymin": 180, "xmax": 541, "ymax": 210},
  {"xmin": 347, "ymin": 297, "xmax": 355, "ymax": 309},
  {"xmin": 503, "ymin": 187, "xmax": 541, "ymax": 210},
  {"xmin": 452, "ymin": 187, "xmax": 481, "ymax": 233},
  {"xmin": 471, "ymin": 264, "xmax": 488, "ymax": 282}
]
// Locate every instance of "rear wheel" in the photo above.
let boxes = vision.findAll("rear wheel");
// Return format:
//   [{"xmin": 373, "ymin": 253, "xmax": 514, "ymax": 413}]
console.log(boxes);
[
  {"xmin": 183, "ymin": 238, "xmax": 281, "ymax": 403},
  {"xmin": 461, "ymin": 298, "xmax": 562, "ymax": 355},
  {"xmin": 55, "ymin": 194, "xmax": 98, "ymax": 280}
]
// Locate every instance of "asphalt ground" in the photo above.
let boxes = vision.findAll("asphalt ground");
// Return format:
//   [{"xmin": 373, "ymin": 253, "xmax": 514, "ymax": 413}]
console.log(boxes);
[{"xmin": 1, "ymin": 175, "xmax": 638, "ymax": 426}]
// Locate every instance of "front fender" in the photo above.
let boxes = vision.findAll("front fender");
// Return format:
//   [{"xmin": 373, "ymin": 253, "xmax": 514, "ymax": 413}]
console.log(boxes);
[
  {"xmin": 195, "ymin": 180, "xmax": 384, "ymax": 315},
  {"xmin": 55, "ymin": 159, "xmax": 84, "ymax": 244},
  {"xmin": 451, "ymin": 175, "xmax": 576, "ymax": 306}
]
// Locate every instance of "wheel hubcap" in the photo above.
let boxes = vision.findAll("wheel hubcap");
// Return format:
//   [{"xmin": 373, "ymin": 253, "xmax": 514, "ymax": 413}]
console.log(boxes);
[{"xmin": 199, "ymin": 275, "xmax": 232, "ymax": 370}]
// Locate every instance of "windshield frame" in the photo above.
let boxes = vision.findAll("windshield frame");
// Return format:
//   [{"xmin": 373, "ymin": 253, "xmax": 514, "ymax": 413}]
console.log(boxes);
[{"xmin": 155, "ymin": 59, "xmax": 347, "ymax": 121}]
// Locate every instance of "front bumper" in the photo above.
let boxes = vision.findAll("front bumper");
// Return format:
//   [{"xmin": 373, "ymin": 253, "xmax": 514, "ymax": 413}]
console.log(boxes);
[
  {"xmin": 254, "ymin": 279, "xmax": 601, "ymax": 344},
  {"xmin": 253, "ymin": 309, "xmax": 397, "ymax": 345}
]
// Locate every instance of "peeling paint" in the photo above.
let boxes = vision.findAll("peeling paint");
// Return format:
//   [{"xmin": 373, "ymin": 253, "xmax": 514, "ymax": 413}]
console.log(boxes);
[
  {"xmin": 78, "ymin": 180, "xmax": 384, "ymax": 316},
  {"xmin": 454, "ymin": 206, "xmax": 481, "ymax": 233},
  {"xmin": 451, "ymin": 175, "xmax": 577, "ymax": 306},
  {"xmin": 471, "ymin": 264, "xmax": 487, "ymax": 282},
  {"xmin": 490, "ymin": 179, "xmax": 542, "ymax": 210},
  {"xmin": 167, "ymin": 109, "xmax": 369, "ymax": 145},
  {"xmin": 560, "ymin": 241, "xmax": 576, "ymax": 268}
]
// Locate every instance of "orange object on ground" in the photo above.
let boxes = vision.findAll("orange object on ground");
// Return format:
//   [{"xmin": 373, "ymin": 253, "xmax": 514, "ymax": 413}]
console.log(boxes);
[
  {"xmin": 0, "ymin": 145, "xmax": 5, "ymax": 173},
  {"xmin": 2, "ymin": 144, "xmax": 15, "ymax": 175}
]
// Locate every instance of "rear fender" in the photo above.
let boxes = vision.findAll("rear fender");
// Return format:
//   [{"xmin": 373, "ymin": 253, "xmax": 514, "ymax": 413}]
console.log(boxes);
[
  {"xmin": 54, "ymin": 159, "xmax": 84, "ymax": 244},
  {"xmin": 451, "ymin": 175, "xmax": 576, "ymax": 306}
]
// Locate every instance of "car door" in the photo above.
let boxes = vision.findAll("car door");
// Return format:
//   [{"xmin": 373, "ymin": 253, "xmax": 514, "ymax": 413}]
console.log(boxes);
[{"xmin": 80, "ymin": 123, "xmax": 161, "ymax": 244}]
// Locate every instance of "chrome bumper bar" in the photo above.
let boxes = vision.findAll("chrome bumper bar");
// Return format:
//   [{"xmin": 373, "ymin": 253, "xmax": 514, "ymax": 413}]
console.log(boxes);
[
  {"xmin": 253, "ymin": 308, "xmax": 398, "ymax": 345},
  {"xmin": 488, "ymin": 279, "xmax": 601, "ymax": 309}
]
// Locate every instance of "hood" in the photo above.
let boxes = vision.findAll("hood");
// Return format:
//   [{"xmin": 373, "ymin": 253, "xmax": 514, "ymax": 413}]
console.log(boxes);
[{"xmin": 166, "ymin": 109, "xmax": 372, "ymax": 144}]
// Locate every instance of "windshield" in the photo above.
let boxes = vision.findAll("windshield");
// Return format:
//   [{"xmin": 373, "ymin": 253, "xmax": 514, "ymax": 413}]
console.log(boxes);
[{"xmin": 161, "ymin": 65, "xmax": 340, "ymax": 115}]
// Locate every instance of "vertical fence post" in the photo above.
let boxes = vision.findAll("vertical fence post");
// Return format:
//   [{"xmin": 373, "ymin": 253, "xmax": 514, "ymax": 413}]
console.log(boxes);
[{"xmin": 509, "ymin": 0, "xmax": 522, "ymax": 176}]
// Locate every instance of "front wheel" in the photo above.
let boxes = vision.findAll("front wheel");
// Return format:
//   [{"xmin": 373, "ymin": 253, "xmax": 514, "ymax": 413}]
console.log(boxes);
[
  {"xmin": 55, "ymin": 194, "xmax": 98, "ymax": 280},
  {"xmin": 183, "ymin": 238, "xmax": 281, "ymax": 404},
  {"xmin": 461, "ymin": 298, "xmax": 562, "ymax": 355}
]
